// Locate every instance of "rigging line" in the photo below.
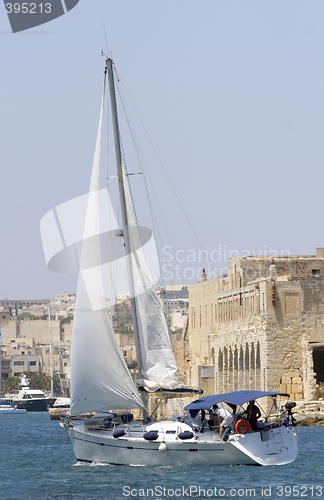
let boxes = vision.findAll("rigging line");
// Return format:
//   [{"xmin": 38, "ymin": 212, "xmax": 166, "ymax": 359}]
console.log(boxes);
[
  {"xmin": 103, "ymin": 24, "xmax": 109, "ymax": 55},
  {"xmin": 116, "ymin": 82, "xmax": 163, "ymax": 289},
  {"xmin": 118, "ymin": 76, "xmax": 209, "ymax": 265},
  {"xmin": 115, "ymin": 77, "xmax": 175, "ymax": 287},
  {"xmin": 114, "ymin": 79, "xmax": 141, "ymax": 228},
  {"xmin": 105, "ymin": 75, "xmax": 111, "ymax": 188},
  {"xmin": 104, "ymin": 65, "xmax": 117, "ymax": 307},
  {"xmin": 111, "ymin": 69, "xmax": 138, "ymax": 229},
  {"xmin": 115, "ymin": 72, "xmax": 183, "ymax": 286},
  {"xmin": 105, "ymin": 71, "xmax": 124, "ymax": 307},
  {"xmin": 115, "ymin": 78, "xmax": 185, "ymax": 287},
  {"xmin": 116, "ymin": 89, "xmax": 170, "ymax": 344}
]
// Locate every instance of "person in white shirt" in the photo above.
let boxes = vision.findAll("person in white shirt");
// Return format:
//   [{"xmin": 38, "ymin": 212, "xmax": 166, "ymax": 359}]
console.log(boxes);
[{"xmin": 213, "ymin": 404, "xmax": 234, "ymax": 441}]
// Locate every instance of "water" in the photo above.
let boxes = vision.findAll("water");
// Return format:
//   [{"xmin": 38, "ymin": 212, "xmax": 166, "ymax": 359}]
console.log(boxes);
[{"xmin": 0, "ymin": 413, "xmax": 323, "ymax": 500}]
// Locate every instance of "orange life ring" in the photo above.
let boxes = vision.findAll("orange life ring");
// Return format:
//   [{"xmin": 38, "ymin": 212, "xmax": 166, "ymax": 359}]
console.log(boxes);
[{"xmin": 235, "ymin": 419, "xmax": 250, "ymax": 434}]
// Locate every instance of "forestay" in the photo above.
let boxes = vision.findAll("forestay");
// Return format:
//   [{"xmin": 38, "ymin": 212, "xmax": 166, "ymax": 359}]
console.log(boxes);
[{"xmin": 123, "ymin": 167, "xmax": 178, "ymax": 391}]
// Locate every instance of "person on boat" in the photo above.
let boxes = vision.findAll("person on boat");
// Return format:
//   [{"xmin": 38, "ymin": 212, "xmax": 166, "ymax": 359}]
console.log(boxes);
[
  {"xmin": 214, "ymin": 405, "xmax": 234, "ymax": 441},
  {"xmin": 246, "ymin": 400, "xmax": 261, "ymax": 431},
  {"xmin": 207, "ymin": 404, "xmax": 219, "ymax": 431}
]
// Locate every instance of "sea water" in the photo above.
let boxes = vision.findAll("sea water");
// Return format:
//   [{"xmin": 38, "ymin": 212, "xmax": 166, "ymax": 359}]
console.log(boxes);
[{"xmin": 0, "ymin": 413, "xmax": 323, "ymax": 500}]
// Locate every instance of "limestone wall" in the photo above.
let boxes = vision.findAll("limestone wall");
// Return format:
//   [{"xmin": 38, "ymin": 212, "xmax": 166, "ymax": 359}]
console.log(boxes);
[
  {"xmin": 19, "ymin": 320, "xmax": 61, "ymax": 345},
  {"xmin": 184, "ymin": 254, "xmax": 324, "ymax": 401}
]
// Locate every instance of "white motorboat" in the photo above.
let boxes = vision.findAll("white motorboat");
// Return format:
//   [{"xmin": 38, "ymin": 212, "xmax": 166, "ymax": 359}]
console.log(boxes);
[
  {"xmin": 42, "ymin": 56, "xmax": 298, "ymax": 465},
  {"xmin": 0, "ymin": 402, "xmax": 27, "ymax": 414}
]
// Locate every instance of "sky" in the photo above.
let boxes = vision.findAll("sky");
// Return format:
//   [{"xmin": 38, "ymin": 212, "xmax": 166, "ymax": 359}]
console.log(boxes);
[{"xmin": 1, "ymin": 1, "xmax": 324, "ymax": 299}]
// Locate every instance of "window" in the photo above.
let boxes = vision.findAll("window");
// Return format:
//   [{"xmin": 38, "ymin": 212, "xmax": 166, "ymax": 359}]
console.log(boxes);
[
  {"xmin": 312, "ymin": 269, "xmax": 320, "ymax": 275},
  {"xmin": 14, "ymin": 361, "xmax": 24, "ymax": 366},
  {"xmin": 29, "ymin": 361, "xmax": 36, "ymax": 366}
]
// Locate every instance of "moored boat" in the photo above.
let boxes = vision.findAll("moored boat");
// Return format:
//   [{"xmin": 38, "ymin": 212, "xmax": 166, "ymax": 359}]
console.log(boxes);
[
  {"xmin": 0, "ymin": 401, "xmax": 27, "ymax": 414},
  {"xmin": 3, "ymin": 374, "xmax": 56, "ymax": 412}
]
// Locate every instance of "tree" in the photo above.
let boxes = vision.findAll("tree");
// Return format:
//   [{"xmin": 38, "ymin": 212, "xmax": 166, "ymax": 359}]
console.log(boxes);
[
  {"xmin": 17, "ymin": 312, "xmax": 37, "ymax": 321},
  {"xmin": 127, "ymin": 361, "xmax": 137, "ymax": 370},
  {"xmin": 26, "ymin": 372, "xmax": 61, "ymax": 395},
  {"xmin": 2, "ymin": 377, "xmax": 19, "ymax": 395},
  {"xmin": 40, "ymin": 314, "xmax": 55, "ymax": 321},
  {"xmin": 61, "ymin": 316, "xmax": 73, "ymax": 324}
]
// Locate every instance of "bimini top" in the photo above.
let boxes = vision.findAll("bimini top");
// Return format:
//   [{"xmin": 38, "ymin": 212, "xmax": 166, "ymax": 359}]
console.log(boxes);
[{"xmin": 185, "ymin": 390, "xmax": 289, "ymax": 417}]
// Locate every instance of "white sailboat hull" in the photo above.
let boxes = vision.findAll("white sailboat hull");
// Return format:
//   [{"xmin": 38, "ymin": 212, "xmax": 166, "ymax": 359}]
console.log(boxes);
[{"xmin": 68, "ymin": 422, "xmax": 298, "ymax": 466}]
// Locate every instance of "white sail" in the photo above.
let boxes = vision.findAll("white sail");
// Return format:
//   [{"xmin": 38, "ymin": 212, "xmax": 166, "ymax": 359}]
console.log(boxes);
[
  {"xmin": 123, "ymin": 168, "xmax": 178, "ymax": 391},
  {"xmin": 70, "ymin": 95, "xmax": 143, "ymax": 416},
  {"xmin": 70, "ymin": 274, "xmax": 143, "ymax": 415}
]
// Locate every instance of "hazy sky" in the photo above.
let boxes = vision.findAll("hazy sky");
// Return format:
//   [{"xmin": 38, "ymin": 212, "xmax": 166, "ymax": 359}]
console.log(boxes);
[{"xmin": 1, "ymin": 1, "xmax": 324, "ymax": 299}]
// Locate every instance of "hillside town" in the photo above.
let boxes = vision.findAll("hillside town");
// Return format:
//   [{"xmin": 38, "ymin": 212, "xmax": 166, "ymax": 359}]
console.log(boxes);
[
  {"xmin": 0, "ymin": 287, "xmax": 189, "ymax": 396},
  {"xmin": 1, "ymin": 248, "xmax": 324, "ymax": 413}
]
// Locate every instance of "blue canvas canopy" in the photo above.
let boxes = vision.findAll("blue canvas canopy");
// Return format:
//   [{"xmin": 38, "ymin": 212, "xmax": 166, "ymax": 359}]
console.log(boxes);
[{"xmin": 185, "ymin": 390, "xmax": 289, "ymax": 417}]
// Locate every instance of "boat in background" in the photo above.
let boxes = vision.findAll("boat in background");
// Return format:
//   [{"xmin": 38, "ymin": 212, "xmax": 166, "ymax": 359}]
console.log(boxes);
[
  {"xmin": 4, "ymin": 374, "xmax": 56, "ymax": 412},
  {"xmin": 48, "ymin": 397, "xmax": 70, "ymax": 420},
  {"xmin": 0, "ymin": 401, "xmax": 27, "ymax": 414}
]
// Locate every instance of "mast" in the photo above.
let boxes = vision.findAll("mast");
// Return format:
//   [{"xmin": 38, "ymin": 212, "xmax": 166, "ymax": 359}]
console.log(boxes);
[
  {"xmin": 0, "ymin": 329, "xmax": 2, "ymax": 400},
  {"xmin": 106, "ymin": 57, "xmax": 148, "ymax": 418},
  {"xmin": 48, "ymin": 306, "xmax": 54, "ymax": 398}
]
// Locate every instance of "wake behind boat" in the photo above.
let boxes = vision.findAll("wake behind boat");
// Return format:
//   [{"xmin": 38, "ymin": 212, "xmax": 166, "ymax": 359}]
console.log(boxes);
[{"xmin": 42, "ymin": 56, "xmax": 298, "ymax": 466}]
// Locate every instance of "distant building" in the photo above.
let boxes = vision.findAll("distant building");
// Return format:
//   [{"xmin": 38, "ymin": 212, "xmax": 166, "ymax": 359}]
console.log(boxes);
[
  {"xmin": 54, "ymin": 292, "xmax": 76, "ymax": 303},
  {"xmin": 1, "ymin": 352, "xmax": 40, "ymax": 378},
  {"xmin": 0, "ymin": 299, "xmax": 50, "ymax": 308},
  {"xmin": 180, "ymin": 248, "xmax": 324, "ymax": 400},
  {"xmin": 156, "ymin": 285, "xmax": 189, "ymax": 331},
  {"xmin": 156, "ymin": 285, "xmax": 189, "ymax": 300},
  {"xmin": 1, "ymin": 316, "xmax": 70, "ymax": 388},
  {"xmin": 0, "ymin": 306, "xmax": 10, "ymax": 326}
]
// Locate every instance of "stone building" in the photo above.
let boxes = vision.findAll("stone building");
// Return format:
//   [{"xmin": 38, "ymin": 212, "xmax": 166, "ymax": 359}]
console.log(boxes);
[
  {"xmin": 0, "ymin": 307, "xmax": 10, "ymax": 326},
  {"xmin": 182, "ymin": 249, "xmax": 324, "ymax": 401},
  {"xmin": 0, "ymin": 318, "xmax": 70, "ymax": 384}
]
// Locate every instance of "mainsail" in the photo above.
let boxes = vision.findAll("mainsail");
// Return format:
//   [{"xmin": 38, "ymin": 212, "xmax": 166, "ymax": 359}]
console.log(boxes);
[
  {"xmin": 122, "ymin": 168, "xmax": 178, "ymax": 391},
  {"xmin": 69, "ymin": 88, "xmax": 143, "ymax": 416}
]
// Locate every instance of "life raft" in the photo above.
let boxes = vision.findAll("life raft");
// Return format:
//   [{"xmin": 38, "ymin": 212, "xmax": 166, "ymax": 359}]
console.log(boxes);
[{"xmin": 235, "ymin": 419, "xmax": 250, "ymax": 434}]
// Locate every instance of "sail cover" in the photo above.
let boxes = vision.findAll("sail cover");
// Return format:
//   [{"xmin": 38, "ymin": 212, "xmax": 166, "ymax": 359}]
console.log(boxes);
[
  {"xmin": 70, "ymin": 94, "xmax": 143, "ymax": 416},
  {"xmin": 123, "ymin": 168, "xmax": 178, "ymax": 391}
]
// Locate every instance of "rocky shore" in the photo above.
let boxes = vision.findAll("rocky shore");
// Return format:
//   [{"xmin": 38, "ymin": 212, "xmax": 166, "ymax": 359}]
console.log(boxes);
[{"xmin": 293, "ymin": 400, "xmax": 324, "ymax": 426}]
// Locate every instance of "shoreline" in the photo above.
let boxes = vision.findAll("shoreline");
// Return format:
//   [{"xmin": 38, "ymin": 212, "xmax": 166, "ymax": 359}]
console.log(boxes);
[{"xmin": 293, "ymin": 399, "xmax": 324, "ymax": 426}]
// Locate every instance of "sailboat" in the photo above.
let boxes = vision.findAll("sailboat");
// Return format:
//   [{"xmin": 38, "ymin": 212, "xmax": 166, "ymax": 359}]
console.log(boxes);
[{"xmin": 43, "ymin": 57, "xmax": 298, "ymax": 466}]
